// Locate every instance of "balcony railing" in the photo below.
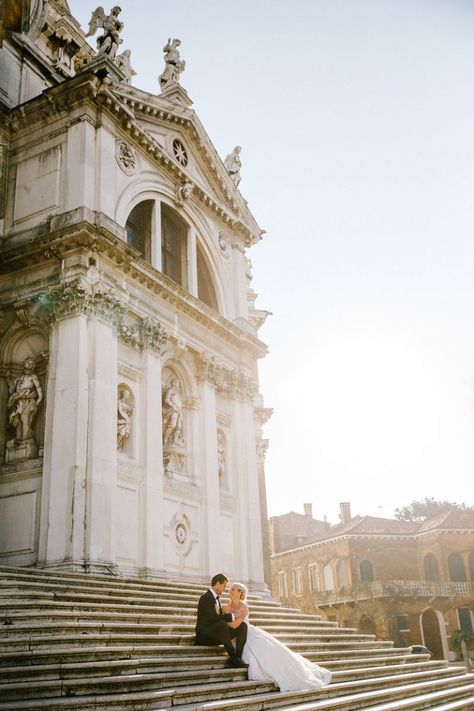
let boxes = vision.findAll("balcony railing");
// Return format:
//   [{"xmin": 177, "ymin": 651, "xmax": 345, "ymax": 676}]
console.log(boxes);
[{"xmin": 313, "ymin": 580, "xmax": 474, "ymax": 606}]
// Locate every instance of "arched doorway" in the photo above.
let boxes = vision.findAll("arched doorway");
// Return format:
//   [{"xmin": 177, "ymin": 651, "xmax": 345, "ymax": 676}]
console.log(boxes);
[
  {"xmin": 421, "ymin": 608, "xmax": 445, "ymax": 659},
  {"xmin": 359, "ymin": 614, "xmax": 376, "ymax": 636}
]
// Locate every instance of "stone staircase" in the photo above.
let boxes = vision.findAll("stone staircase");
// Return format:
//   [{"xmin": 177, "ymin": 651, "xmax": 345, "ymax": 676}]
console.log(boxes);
[{"xmin": 0, "ymin": 567, "xmax": 473, "ymax": 710}]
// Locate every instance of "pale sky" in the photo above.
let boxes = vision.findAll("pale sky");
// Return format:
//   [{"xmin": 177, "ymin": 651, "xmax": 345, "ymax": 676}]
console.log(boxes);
[{"xmin": 69, "ymin": 0, "xmax": 474, "ymax": 524}]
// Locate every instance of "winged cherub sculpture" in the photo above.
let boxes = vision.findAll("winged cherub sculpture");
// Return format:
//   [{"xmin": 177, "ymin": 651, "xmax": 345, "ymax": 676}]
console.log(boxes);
[{"xmin": 85, "ymin": 5, "xmax": 124, "ymax": 58}]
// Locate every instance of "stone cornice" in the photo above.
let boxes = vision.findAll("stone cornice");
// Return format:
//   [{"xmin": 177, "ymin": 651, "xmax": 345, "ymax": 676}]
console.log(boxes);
[
  {"xmin": 271, "ymin": 528, "xmax": 474, "ymax": 559},
  {"xmin": 0, "ymin": 211, "xmax": 267, "ymax": 359},
  {"xmin": 196, "ymin": 352, "xmax": 258, "ymax": 403}
]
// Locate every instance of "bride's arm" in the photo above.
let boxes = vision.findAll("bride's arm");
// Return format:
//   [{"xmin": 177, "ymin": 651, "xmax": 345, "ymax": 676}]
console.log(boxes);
[{"xmin": 227, "ymin": 603, "xmax": 248, "ymax": 629}]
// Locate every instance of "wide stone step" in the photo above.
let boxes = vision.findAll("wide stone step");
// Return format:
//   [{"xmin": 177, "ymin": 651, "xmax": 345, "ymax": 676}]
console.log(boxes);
[
  {"xmin": 309, "ymin": 653, "xmax": 430, "ymax": 669},
  {"xmin": 0, "ymin": 679, "xmax": 277, "ymax": 709},
  {"xmin": 0, "ymin": 607, "xmax": 354, "ymax": 634},
  {"xmin": 0, "ymin": 629, "xmax": 393, "ymax": 655},
  {"xmin": 0, "ymin": 645, "xmax": 419, "ymax": 670},
  {"xmin": 0, "ymin": 571, "xmax": 287, "ymax": 609},
  {"xmin": 0, "ymin": 667, "xmax": 255, "ymax": 701},
  {"xmin": 159, "ymin": 676, "xmax": 474, "ymax": 711},
  {"xmin": 0, "ymin": 645, "xmax": 231, "ymax": 666},
  {"xmin": 0, "ymin": 605, "xmax": 334, "ymax": 627},
  {"xmin": 0, "ymin": 591, "xmax": 326, "ymax": 626},
  {"xmin": 0, "ymin": 656, "xmax": 447, "ymax": 686},
  {"xmin": 0, "ymin": 657, "xmax": 462, "ymax": 704}
]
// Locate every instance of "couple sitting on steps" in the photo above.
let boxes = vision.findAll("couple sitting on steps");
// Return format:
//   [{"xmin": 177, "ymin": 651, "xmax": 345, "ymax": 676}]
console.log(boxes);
[{"xmin": 194, "ymin": 573, "xmax": 332, "ymax": 693}]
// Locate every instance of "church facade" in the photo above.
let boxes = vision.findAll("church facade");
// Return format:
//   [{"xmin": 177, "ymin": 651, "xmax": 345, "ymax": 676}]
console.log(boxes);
[{"xmin": 0, "ymin": 0, "xmax": 271, "ymax": 590}]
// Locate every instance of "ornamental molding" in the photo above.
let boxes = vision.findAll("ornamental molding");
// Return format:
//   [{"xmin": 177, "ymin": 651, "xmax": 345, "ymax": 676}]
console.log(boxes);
[
  {"xmin": 254, "ymin": 407, "xmax": 273, "ymax": 426},
  {"xmin": 140, "ymin": 317, "xmax": 169, "ymax": 353},
  {"xmin": 1, "ymin": 223, "xmax": 267, "ymax": 360},
  {"xmin": 196, "ymin": 353, "xmax": 258, "ymax": 403},
  {"xmin": 115, "ymin": 140, "xmax": 136, "ymax": 175},
  {"xmin": 256, "ymin": 438, "xmax": 269, "ymax": 465},
  {"xmin": 39, "ymin": 279, "xmax": 171, "ymax": 352}
]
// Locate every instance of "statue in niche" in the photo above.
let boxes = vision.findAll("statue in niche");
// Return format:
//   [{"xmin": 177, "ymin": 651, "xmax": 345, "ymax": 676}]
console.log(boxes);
[
  {"xmin": 115, "ymin": 49, "xmax": 136, "ymax": 83},
  {"xmin": 224, "ymin": 146, "xmax": 242, "ymax": 187},
  {"xmin": 159, "ymin": 38, "xmax": 185, "ymax": 89},
  {"xmin": 85, "ymin": 6, "xmax": 124, "ymax": 58},
  {"xmin": 162, "ymin": 377, "xmax": 184, "ymax": 446},
  {"xmin": 217, "ymin": 430, "xmax": 226, "ymax": 482},
  {"xmin": 6, "ymin": 356, "xmax": 42, "ymax": 454},
  {"xmin": 117, "ymin": 386, "xmax": 134, "ymax": 452}
]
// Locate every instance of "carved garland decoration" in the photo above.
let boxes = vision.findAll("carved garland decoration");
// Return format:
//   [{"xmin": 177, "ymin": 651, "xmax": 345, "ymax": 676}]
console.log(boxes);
[{"xmin": 196, "ymin": 353, "xmax": 258, "ymax": 403}]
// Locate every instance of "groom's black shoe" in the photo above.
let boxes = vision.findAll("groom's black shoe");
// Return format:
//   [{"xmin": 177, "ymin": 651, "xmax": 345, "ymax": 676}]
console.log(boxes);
[{"xmin": 229, "ymin": 656, "xmax": 249, "ymax": 668}]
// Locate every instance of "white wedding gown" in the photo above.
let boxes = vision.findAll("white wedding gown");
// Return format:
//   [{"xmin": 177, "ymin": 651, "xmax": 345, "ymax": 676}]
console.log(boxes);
[{"xmin": 241, "ymin": 620, "xmax": 332, "ymax": 692}]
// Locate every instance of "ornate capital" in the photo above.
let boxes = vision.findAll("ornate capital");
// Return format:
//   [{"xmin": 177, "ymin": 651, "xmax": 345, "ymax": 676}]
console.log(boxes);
[
  {"xmin": 40, "ymin": 279, "xmax": 125, "ymax": 329},
  {"xmin": 90, "ymin": 284, "xmax": 126, "ymax": 328},
  {"xmin": 140, "ymin": 317, "xmax": 170, "ymax": 353},
  {"xmin": 117, "ymin": 320, "xmax": 141, "ymax": 349},
  {"xmin": 40, "ymin": 279, "xmax": 89, "ymax": 324},
  {"xmin": 254, "ymin": 407, "xmax": 273, "ymax": 427}
]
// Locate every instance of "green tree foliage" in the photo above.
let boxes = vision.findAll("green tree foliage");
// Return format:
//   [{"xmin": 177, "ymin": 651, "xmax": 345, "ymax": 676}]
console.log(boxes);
[{"xmin": 394, "ymin": 497, "xmax": 474, "ymax": 522}]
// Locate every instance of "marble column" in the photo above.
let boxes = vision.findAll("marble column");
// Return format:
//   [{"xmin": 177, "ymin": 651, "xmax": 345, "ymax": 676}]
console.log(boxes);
[
  {"xmin": 83, "ymin": 318, "xmax": 118, "ymax": 569},
  {"xmin": 198, "ymin": 379, "xmax": 220, "ymax": 577},
  {"xmin": 232, "ymin": 398, "xmax": 266, "ymax": 592},
  {"xmin": 39, "ymin": 315, "xmax": 89, "ymax": 567},
  {"xmin": 139, "ymin": 348, "xmax": 165, "ymax": 575}
]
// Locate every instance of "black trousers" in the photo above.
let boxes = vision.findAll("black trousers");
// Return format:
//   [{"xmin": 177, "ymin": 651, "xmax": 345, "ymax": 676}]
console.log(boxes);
[{"xmin": 195, "ymin": 620, "xmax": 247, "ymax": 658}]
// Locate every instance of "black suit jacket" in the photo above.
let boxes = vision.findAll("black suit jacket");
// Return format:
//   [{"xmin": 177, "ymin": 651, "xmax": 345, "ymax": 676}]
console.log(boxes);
[{"xmin": 195, "ymin": 589, "xmax": 232, "ymax": 638}]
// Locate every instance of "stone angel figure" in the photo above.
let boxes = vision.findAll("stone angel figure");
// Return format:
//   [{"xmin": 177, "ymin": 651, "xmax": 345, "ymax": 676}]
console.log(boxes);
[
  {"xmin": 159, "ymin": 38, "xmax": 185, "ymax": 89},
  {"xmin": 85, "ymin": 5, "xmax": 123, "ymax": 58}
]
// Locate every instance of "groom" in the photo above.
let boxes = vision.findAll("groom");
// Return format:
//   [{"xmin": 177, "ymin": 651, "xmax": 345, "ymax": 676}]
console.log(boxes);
[{"xmin": 194, "ymin": 573, "xmax": 248, "ymax": 668}]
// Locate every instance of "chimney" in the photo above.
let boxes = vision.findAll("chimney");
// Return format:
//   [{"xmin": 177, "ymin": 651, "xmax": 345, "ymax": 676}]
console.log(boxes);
[
  {"xmin": 339, "ymin": 502, "xmax": 351, "ymax": 524},
  {"xmin": 303, "ymin": 503, "xmax": 313, "ymax": 518}
]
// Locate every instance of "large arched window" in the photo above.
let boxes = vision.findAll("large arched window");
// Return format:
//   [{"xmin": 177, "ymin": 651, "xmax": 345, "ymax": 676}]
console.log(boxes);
[
  {"xmin": 197, "ymin": 245, "xmax": 218, "ymax": 311},
  {"xmin": 448, "ymin": 552, "xmax": 466, "ymax": 582},
  {"xmin": 323, "ymin": 564, "xmax": 334, "ymax": 591},
  {"xmin": 161, "ymin": 204, "xmax": 187, "ymax": 287},
  {"xmin": 423, "ymin": 553, "xmax": 440, "ymax": 582},
  {"xmin": 126, "ymin": 200, "xmax": 153, "ymax": 262},
  {"xmin": 337, "ymin": 559, "xmax": 349, "ymax": 588},
  {"xmin": 360, "ymin": 560, "xmax": 374, "ymax": 582},
  {"xmin": 469, "ymin": 551, "xmax": 474, "ymax": 583}
]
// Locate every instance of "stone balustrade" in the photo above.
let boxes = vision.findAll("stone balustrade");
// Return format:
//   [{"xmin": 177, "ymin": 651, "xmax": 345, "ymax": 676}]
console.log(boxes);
[{"xmin": 313, "ymin": 579, "xmax": 474, "ymax": 606}]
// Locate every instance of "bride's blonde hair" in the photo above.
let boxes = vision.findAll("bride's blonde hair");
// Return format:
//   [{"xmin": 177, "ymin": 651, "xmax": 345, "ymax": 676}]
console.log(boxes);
[{"xmin": 231, "ymin": 581, "xmax": 248, "ymax": 601}]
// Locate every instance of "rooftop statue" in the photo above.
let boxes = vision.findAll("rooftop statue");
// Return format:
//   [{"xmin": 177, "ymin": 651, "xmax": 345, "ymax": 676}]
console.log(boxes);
[
  {"xmin": 85, "ymin": 5, "xmax": 124, "ymax": 58},
  {"xmin": 224, "ymin": 146, "xmax": 242, "ymax": 187},
  {"xmin": 115, "ymin": 48, "xmax": 136, "ymax": 83},
  {"xmin": 159, "ymin": 38, "xmax": 185, "ymax": 89}
]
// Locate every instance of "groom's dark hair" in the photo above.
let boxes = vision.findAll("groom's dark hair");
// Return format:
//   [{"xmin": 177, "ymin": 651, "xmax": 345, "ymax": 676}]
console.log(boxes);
[{"xmin": 211, "ymin": 573, "xmax": 228, "ymax": 586}]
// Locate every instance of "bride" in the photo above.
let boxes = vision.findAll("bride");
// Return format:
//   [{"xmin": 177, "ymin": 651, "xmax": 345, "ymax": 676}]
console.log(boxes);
[{"xmin": 223, "ymin": 582, "xmax": 332, "ymax": 692}]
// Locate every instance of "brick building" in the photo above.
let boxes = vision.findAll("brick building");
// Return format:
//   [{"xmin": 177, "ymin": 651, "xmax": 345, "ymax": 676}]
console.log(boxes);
[{"xmin": 270, "ymin": 503, "xmax": 474, "ymax": 660}]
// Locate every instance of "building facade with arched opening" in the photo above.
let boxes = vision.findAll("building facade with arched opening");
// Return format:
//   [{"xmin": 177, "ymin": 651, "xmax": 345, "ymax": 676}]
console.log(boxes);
[
  {"xmin": 271, "ymin": 504, "xmax": 474, "ymax": 659},
  {"xmin": 0, "ymin": 0, "xmax": 272, "ymax": 590}
]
